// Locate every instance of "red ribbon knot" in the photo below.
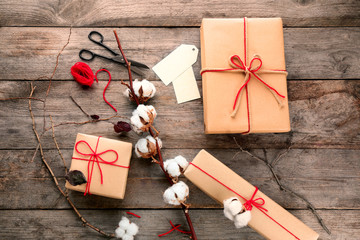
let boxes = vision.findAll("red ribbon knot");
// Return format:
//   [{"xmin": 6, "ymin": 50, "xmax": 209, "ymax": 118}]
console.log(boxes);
[
  {"xmin": 243, "ymin": 186, "xmax": 267, "ymax": 212},
  {"xmin": 73, "ymin": 136, "xmax": 120, "ymax": 195}
]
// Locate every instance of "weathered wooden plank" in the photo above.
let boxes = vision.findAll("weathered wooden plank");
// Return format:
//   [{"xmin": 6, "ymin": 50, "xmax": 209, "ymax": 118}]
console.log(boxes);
[
  {"xmin": 0, "ymin": 0, "xmax": 359, "ymax": 27},
  {"xmin": 0, "ymin": 209, "xmax": 358, "ymax": 239},
  {"xmin": 1, "ymin": 149, "xmax": 359, "ymax": 180},
  {"xmin": 1, "ymin": 80, "xmax": 359, "ymax": 149},
  {"xmin": 1, "ymin": 147, "xmax": 358, "ymax": 209},
  {"xmin": 1, "ymin": 176, "xmax": 359, "ymax": 209},
  {"xmin": 0, "ymin": 27, "xmax": 359, "ymax": 80}
]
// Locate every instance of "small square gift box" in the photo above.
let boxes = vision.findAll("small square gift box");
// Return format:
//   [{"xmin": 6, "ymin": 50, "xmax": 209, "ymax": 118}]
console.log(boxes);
[
  {"xmin": 65, "ymin": 133, "xmax": 132, "ymax": 199},
  {"xmin": 200, "ymin": 18, "xmax": 291, "ymax": 134},
  {"xmin": 184, "ymin": 150, "xmax": 319, "ymax": 240}
]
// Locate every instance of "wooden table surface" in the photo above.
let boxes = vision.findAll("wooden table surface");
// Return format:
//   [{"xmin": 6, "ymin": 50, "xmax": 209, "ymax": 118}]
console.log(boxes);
[{"xmin": 0, "ymin": 1, "xmax": 359, "ymax": 239}]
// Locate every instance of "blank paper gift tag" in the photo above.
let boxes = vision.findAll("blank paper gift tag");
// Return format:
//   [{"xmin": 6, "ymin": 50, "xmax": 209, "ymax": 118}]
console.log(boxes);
[{"xmin": 152, "ymin": 44, "xmax": 200, "ymax": 103}]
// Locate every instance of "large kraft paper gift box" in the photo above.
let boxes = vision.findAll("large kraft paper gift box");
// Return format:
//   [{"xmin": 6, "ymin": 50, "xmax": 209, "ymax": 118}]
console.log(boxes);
[
  {"xmin": 184, "ymin": 150, "xmax": 319, "ymax": 240},
  {"xmin": 65, "ymin": 133, "xmax": 132, "ymax": 199},
  {"xmin": 201, "ymin": 18, "xmax": 291, "ymax": 134}
]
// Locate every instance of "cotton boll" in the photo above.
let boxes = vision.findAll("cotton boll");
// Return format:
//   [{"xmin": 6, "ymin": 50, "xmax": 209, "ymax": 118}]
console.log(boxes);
[
  {"xmin": 171, "ymin": 181, "xmax": 189, "ymax": 201},
  {"xmin": 126, "ymin": 222, "xmax": 139, "ymax": 236},
  {"xmin": 234, "ymin": 211, "xmax": 251, "ymax": 228},
  {"xmin": 164, "ymin": 159, "xmax": 181, "ymax": 177},
  {"xmin": 163, "ymin": 187, "xmax": 179, "ymax": 205},
  {"xmin": 115, "ymin": 227, "xmax": 126, "ymax": 238},
  {"xmin": 119, "ymin": 216, "xmax": 130, "ymax": 230},
  {"xmin": 223, "ymin": 197, "xmax": 241, "ymax": 221},
  {"xmin": 135, "ymin": 104, "xmax": 150, "ymax": 121},
  {"xmin": 146, "ymin": 105, "xmax": 157, "ymax": 118},
  {"xmin": 125, "ymin": 79, "xmax": 156, "ymax": 103},
  {"xmin": 134, "ymin": 138, "xmax": 148, "ymax": 157},
  {"xmin": 134, "ymin": 136, "xmax": 160, "ymax": 159},
  {"xmin": 227, "ymin": 199, "xmax": 243, "ymax": 216},
  {"xmin": 224, "ymin": 207, "xmax": 235, "ymax": 221},
  {"xmin": 173, "ymin": 155, "xmax": 189, "ymax": 170},
  {"xmin": 137, "ymin": 79, "xmax": 156, "ymax": 98},
  {"xmin": 121, "ymin": 234, "xmax": 134, "ymax": 240},
  {"xmin": 130, "ymin": 105, "xmax": 157, "ymax": 134}
]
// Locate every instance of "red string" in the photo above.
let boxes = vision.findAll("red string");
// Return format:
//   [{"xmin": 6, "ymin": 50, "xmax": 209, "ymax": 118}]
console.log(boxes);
[
  {"xmin": 189, "ymin": 162, "xmax": 300, "ymax": 240},
  {"xmin": 72, "ymin": 136, "xmax": 129, "ymax": 195},
  {"xmin": 126, "ymin": 211, "xmax": 141, "ymax": 218},
  {"xmin": 71, "ymin": 62, "xmax": 95, "ymax": 87},
  {"xmin": 158, "ymin": 221, "xmax": 191, "ymax": 237},
  {"xmin": 95, "ymin": 69, "xmax": 118, "ymax": 112},
  {"xmin": 200, "ymin": 17, "xmax": 286, "ymax": 134}
]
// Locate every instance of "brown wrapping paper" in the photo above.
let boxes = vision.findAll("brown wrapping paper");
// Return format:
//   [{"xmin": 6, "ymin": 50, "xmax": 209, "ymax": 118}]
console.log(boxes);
[
  {"xmin": 184, "ymin": 150, "xmax": 319, "ymax": 240},
  {"xmin": 201, "ymin": 18, "xmax": 291, "ymax": 134},
  {"xmin": 65, "ymin": 133, "xmax": 132, "ymax": 199}
]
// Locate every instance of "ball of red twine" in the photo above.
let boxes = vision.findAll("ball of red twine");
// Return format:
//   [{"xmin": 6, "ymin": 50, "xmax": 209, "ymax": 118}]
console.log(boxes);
[{"xmin": 71, "ymin": 62, "xmax": 95, "ymax": 87}]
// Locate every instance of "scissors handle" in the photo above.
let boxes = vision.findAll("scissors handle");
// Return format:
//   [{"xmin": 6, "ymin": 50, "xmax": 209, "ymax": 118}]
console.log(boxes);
[
  {"xmin": 79, "ymin": 49, "xmax": 115, "ymax": 62},
  {"xmin": 88, "ymin": 31, "xmax": 118, "ymax": 56}
]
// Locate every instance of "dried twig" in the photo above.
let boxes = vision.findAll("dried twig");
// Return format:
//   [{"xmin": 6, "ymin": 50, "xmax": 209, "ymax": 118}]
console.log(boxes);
[
  {"xmin": 29, "ymin": 81, "xmax": 114, "ymax": 239},
  {"xmin": 49, "ymin": 115, "xmax": 68, "ymax": 174},
  {"xmin": 25, "ymin": 28, "xmax": 116, "ymax": 238},
  {"xmin": 114, "ymin": 30, "xmax": 197, "ymax": 240},
  {"xmin": 70, "ymin": 96, "xmax": 90, "ymax": 117},
  {"xmin": 0, "ymin": 97, "xmax": 44, "ymax": 102},
  {"xmin": 233, "ymin": 137, "xmax": 331, "ymax": 234},
  {"xmin": 44, "ymin": 115, "xmax": 126, "ymax": 131}
]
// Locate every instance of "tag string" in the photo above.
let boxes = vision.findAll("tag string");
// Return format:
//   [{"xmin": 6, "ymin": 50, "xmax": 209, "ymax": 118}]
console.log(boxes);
[
  {"xmin": 200, "ymin": 17, "xmax": 288, "ymax": 134},
  {"xmin": 189, "ymin": 162, "xmax": 300, "ymax": 240},
  {"xmin": 72, "ymin": 136, "xmax": 129, "ymax": 195}
]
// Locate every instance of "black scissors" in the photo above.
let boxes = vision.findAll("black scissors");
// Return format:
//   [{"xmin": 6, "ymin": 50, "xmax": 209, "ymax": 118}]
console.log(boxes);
[{"xmin": 79, "ymin": 31, "xmax": 149, "ymax": 76}]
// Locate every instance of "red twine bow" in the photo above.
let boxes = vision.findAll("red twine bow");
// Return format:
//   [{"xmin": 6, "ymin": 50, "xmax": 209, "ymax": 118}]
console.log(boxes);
[
  {"xmin": 243, "ymin": 186, "xmax": 267, "ymax": 212},
  {"xmin": 200, "ymin": 17, "xmax": 288, "ymax": 134},
  {"xmin": 189, "ymin": 162, "xmax": 300, "ymax": 239},
  {"xmin": 72, "ymin": 136, "xmax": 129, "ymax": 195}
]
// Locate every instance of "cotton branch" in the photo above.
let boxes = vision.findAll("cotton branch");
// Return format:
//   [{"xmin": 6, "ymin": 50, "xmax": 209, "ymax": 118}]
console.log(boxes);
[{"xmin": 114, "ymin": 30, "xmax": 197, "ymax": 240}]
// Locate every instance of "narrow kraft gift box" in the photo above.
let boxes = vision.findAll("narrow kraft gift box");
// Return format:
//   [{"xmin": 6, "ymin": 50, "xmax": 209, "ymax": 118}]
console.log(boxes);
[
  {"xmin": 184, "ymin": 150, "xmax": 319, "ymax": 240},
  {"xmin": 201, "ymin": 18, "xmax": 291, "ymax": 134},
  {"xmin": 65, "ymin": 133, "xmax": 132, "ymax": 199}
]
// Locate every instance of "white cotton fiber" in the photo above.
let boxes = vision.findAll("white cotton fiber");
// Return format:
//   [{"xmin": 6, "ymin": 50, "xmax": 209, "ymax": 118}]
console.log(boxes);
[
  {"xmin": 227, "ymin": 199, "xmax": 243, "ymax": 216},
  {"xmin": 136, "ymin": 104, "xmax": 150, "ymax": 121},
  {"xmin": 234, "ymin": 211, "xmax": 251, "ymax": 228},
  {"xmin": 126, "ymin": 222, "xmax": 139, "ymax": 236},
  {"xmin": 121, "ymin": 234, "xmax": 134, "ymax": 240},
  {"xmin": 118, "ymin": 216, "xmax": 130, "ymax": 229},
  {"xmin": 164, "ymin": 159, "xmax": 181, "ymax": 177},
  {"xmin": 171, "ymin": 181, "xmax": 189, "ymax": 201},
  {"xmin": 135, "ymin": 138, "xmax": 148, "ymax": 153},
  {"xmin": 173, "ymin": 155, "xmax": 189, "ymax": 169},
  {"xmin": 163, "ymin": 187, "xmax": 179, "ymax": 205},
  {"xmin": 115, "ymin": 227, "xmax": 125, "ymax": 238}
]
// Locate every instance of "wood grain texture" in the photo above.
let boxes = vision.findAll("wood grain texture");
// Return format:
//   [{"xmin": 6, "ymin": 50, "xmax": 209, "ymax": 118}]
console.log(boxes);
[
  {"xmin": 1, "ymin": 80, "xmax": 359, "ymax": 150},
  {"xmin": 0, "ymin": 148, "xmax": 359, "ymax": 210},
  {"xmin": 0, "ymin": 27, "xmax": 359, "ymax": 80},
  {"xmin": 0, "ymin": 0, "xmax": 359, "ymax": 27},
  {"xmin": 0, "ymin": 209, "xmax": 358, "ymax": 239}
]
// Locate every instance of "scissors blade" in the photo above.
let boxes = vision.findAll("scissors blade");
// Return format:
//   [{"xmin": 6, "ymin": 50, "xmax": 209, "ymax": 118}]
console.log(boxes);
[
  {"xmin": 111, "ymin": 55, "xmax": 149, "ymax": 69},
  {"xmin": 127, "ymin": 59, "xmax": 149, "ymax": 69}
]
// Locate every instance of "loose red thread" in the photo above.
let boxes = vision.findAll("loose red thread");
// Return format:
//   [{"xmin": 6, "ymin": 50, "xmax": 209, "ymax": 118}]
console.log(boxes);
[
  {"xmin": 72, "ymin": 136, "xmax": 129, "ymax": 195},
  {"xmin": 200, "ymin": 17, "xmax": 287, "ymax": 134},
  {"xmin": 126, "ymin": 211, "xmax": 141, "ymax": 218},
  {"xmin": 158, "ymin": 221, "xmax": 191, "ymax": 237},
  {"xmin": 189, "ymin": 162, "xmax": 300, "ymax": 240},
  {"xmin": 71, "ymin": 62, "xmax": 95, "ymax": 87},
  {"xmin": 95, "ymin": 69, "xmax": 118, "ymax": 112}
]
